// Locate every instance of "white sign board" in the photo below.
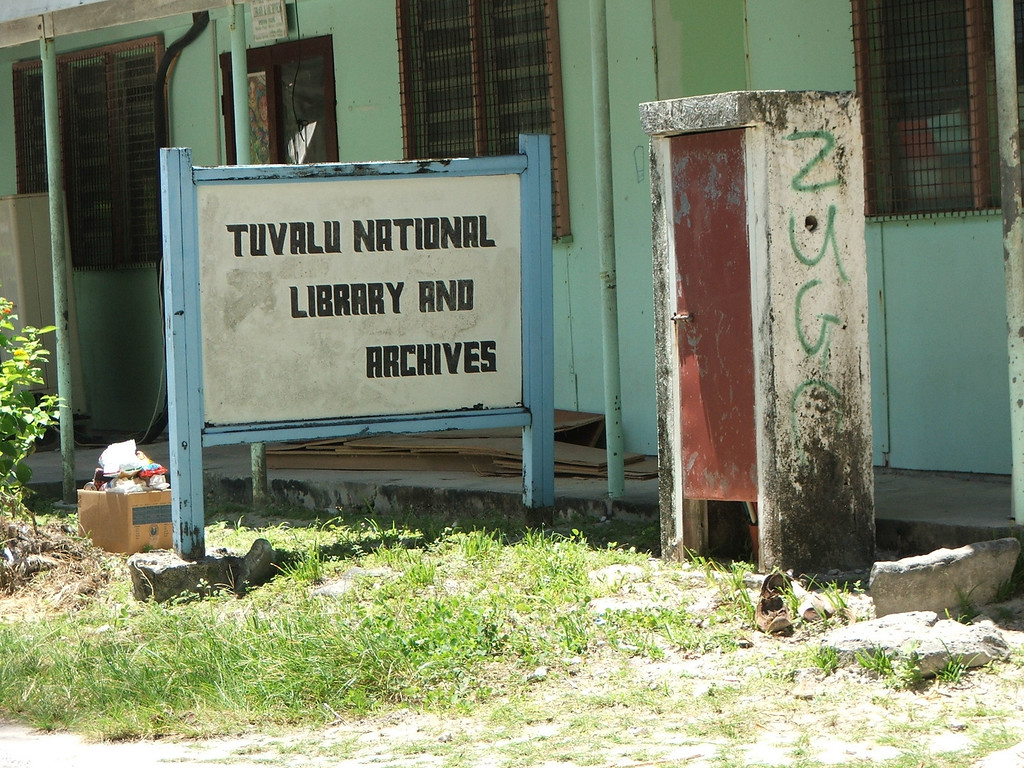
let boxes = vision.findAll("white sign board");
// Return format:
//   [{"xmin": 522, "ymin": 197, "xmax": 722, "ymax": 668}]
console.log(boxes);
[
  {"xmin": 161, "ymin": 140, "xmax": 552, "ymax": 559},
  {"xmin": 250, "ymin": 0, "xmax": 288, "ymax": 42},
  {"xmin": 196, "ymin": 173, "xmax": 522, "ymax": 425}
]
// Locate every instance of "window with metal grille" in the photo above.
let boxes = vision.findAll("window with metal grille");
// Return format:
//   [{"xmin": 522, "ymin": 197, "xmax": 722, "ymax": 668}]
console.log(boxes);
[
  {"xmin": 397, "ymin": 0, "xmax": 570, "ymax": 236},
  {"xmin": 853, "ymin": 0, "xmax": 1000, "ymax": 216},
  {"xmin": 13, "ymin": 37, "xmax": 163, "ymax": 269}
]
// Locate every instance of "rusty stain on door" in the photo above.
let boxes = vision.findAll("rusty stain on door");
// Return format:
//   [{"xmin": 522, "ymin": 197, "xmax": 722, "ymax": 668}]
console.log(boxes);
[{"xmin": 670, "ymin": 128, "xmax": 757, "ymax": 501}]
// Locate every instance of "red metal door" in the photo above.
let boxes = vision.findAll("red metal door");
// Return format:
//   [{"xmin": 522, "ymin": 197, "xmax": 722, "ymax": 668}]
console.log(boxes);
[{"xmin": 669, "ymin": 129, "xmax": 757, "ymax": 500}]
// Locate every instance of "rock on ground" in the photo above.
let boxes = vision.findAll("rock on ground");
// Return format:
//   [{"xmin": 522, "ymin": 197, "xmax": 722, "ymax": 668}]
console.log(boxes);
[
  {"xmin": 127, "ymin": 538, "xmax": 275, "ymax": 602},
  {"xmin": 869, "ymin": 538, "xmax": 1020, "ymax": 618},
  {"xmin": 823, "ymin": 610, "xmax": 1011, "ymax": 677}
]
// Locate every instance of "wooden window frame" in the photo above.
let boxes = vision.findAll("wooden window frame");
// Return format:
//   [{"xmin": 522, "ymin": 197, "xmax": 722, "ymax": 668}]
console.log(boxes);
[
  {"xmin": 852, "ymin": 0, "xmax": 998, "ymax": 217},
  {"xmin": 13, "ymin": 36, "xmax": 164, "ymax": 270},
  {"xmin": 220, "ymin": 35, "xmax": 338, "ymax": 165},
  {"xmin": 397, "ymin": 0, "xmax": 570, "ymax": 237}
]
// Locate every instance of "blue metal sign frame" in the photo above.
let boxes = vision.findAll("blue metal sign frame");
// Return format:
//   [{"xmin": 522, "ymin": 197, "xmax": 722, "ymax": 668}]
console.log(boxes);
[{"xmin": 160, "ymin": 135, "xmax": 554, "ymax": 559}]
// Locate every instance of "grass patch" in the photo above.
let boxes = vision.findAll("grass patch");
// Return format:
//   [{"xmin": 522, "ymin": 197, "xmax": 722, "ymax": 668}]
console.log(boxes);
[
  {"xmin": 0, "ymin": 512, "xmax": 653, "ymax": 739},
  {"xmin": 2, "ymin": 503, "xmax": 1023, "ymax": 767}
]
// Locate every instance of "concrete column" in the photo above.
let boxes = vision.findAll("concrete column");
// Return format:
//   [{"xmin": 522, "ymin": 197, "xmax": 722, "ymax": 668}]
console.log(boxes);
[
  {"xmin": 40, "ymin": 29, "xmax": 76, "ymax": 505},
  {"xmin": 993, "ymin": 0, "xmax": 1024, "ymax": 524},
  {"xmin": 228, "ymin": 1, "xmax": 268, "ymax": 507}
]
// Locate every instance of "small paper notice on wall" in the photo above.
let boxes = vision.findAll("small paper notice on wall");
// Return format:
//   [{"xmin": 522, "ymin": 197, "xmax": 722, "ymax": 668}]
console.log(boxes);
[{"xmin": 250, "ymin": 0, "xmax": 288, "ymax": 43}]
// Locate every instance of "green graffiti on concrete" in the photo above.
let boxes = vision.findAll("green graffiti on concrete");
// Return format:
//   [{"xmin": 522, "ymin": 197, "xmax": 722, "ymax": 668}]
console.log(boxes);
[
  {"xmin": 785, "ymin": 130, "xmax": 840, "ymax": 192},
  {"xmin": 795, "ymin": 278, "xmax": 842, "ymax": 366}
]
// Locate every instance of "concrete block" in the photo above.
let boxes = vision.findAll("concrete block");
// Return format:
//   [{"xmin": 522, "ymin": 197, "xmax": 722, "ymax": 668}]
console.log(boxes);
[
  {"xmin": 869, "ymin": 538, "xmax": 1020, "ymax": 617},
  {"xmin": 127, "ymin": 538, "xmax": 275, "ymax": 602},
  {"xmin": 824, "ymin": 610, "xmax": 1010, "ymax": 677}
]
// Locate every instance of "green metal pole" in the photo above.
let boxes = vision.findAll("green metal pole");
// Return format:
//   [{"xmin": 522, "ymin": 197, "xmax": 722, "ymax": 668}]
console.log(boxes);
[
  {"xmin": 40, "ymin": 33, "xmax": 76, "ymax": 505},
  {"xmin": 589, "ymin": 0, "xmax": 625, "ymax": 498},
  {"xmin": 229, "ymin": 2, "xmax": 268, "ymax": 507},
  {"xmin": 230, "ymin": 3, "xmax": 251, "ymax": 166},
  {"xmin": 994, "ymin": 0, "xmax": 1024, "ymax": 524}
]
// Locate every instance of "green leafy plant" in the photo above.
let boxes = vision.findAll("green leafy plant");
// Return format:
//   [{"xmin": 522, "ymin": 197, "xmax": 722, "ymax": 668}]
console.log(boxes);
[
  {"xmin": 856, "ymin": 646, "xmax": 923, "ymax": 689},
  {"xmin": 936, "ymin": 654, "xmax": 969, "ymax": 685},
  {"xmin": 686, "ymin": 552, "xmax": 756, "ymax": 626},
  {"xmin": 995, "ymin": 538, "xmax": 1024, "ymax": 602},
  {"xmin": 948, "ymin": 586, "xmax": 980, "ymax": 624},
  {"xmin": 856, "ymin": 646, "xmax": 895, "ymax": 678},
  {"xmin": 275, "ymin": 539, "xmax": 326, "ymax": 585},
  {"xmin": 812, "ymin": 644, "xmax": 840, "ymax": 675},
  {"xmin": 895, "ymin": 650, "xmax": 925, "ymax": 688},
  {"xmin": 0, "ymin": 292, "xmax": 59, "ymax": 520},
  {"xmin": 935, "ymin": 642, "xmax": 970, "ymax": 684}
]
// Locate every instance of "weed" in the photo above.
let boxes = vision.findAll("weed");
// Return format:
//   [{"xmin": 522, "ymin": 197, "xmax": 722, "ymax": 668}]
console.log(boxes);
[
  {"xmin": 935, "ymin": 642, "xmax": 971, "ymax": 684},
  {"xmin": 856, "ymin": 646, "xmax": 895, "ymax": 678},
  {"xmin": 555, "ymin": 607, "xmax": 591, "ymax": 655},
  {"xmin": 895, "ymin": 651, "xmax": 925, "ymax": 689},
  {"xmin": 856, "ymin": 646, "xmax": 924, "ymax": 689},
  {"xmin": 275, "ymin": 539, "xmax": 326, "ymax": 585},
  {"xmin": 404, "ymin": 558, "xmax": 437, "ymax": 587},
  {"xmin": 459, "ymin": 528, "xmax": 502, "ymax": 560},
  {"xmin": 948, "ymin": 585, "xmax": 980, "ymax": 624},
  {"xmin": 996, "ymin": 539, "xmax": 1024, "ymax": 601},
  {"xmin": 812, "ymin": 644, "xmax": 840, "ymax": 675},
  {"xmin": 807, "ymin": 577, "xmax": 852, "ymax": 614},
  {"xmin": 687, "ymin": 554, "xmax": 756, "ymax": 626},
  {"xmin": 936, "ymin": 654, "xmax": 969, "ymax": 685}
]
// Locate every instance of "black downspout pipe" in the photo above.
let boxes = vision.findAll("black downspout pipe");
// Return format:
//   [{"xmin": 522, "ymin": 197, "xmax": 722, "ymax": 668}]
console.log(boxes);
[
  {"xmin": 141, "ymin": 10, "xmax": 209, "ymax": 444},
  {"xmin": 155, "ymin": 11, "xmax": 210, "ymax": 149}
]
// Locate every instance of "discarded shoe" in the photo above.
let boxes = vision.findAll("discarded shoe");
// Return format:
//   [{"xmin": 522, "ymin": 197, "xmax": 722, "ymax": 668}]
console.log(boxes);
[
  {"xmin": 798, "ymin": 592, "xmax": 837, "ymax": 622},
  {"xmin": 756, "ymin": 570, "xmax": 793, "ymax": 635}
]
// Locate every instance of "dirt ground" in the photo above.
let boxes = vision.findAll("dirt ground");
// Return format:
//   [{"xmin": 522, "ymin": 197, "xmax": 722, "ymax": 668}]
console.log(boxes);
[{"xmin": 3, "ymin": 518, "xmax": 1024, "ymax": 768}]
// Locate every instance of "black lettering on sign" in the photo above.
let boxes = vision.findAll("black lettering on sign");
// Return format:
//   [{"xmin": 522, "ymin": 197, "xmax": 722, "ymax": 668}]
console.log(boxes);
[
  {"xmin": 366, "ymin": 346, "xmax": 382, "ymax": 378},
  {"xmin": 481, "ymin": 340, "xmax": 497, "ymax": 372},
  {"xmin": 464, "ymin": 341, "xmax": 480, "ymax": 373},
  {"xmin": 418, "ymin": 279, "xmax": 474, "ymax": 312},
  {"xmin": 289, "ymin": 286, "xmax": 307, "ymax": 318},
  {"xmin": 227, "ymin": 223, "xmax": 247, "ymax": 257},
  {"xmin": 290, "ymin": 222, "xmax": 307, "ymax": 254},
  {"xmin": 443, "ymin": 342, "xmax": 461, "ymax": 373},
  {"xmin": 269, "ymin": 223, "xmax": 288, "ymax": 254},
  {"xmin": 316, "ymin": 285, "xmax": 332, "ymax": 316},
  {"xmin": 226, "ymin": 222, "xmax": 343, "ymax": 256},
  {"xmin": 288, "ymin": 282, "xmax": 404, "ymax": 317},
  {"xmin": 351, "ymin": 216, "xmax": 497, "ymax": 252},
  {"xmin": 364, "ymin": 340, "xmax": 498, "ymax": 378},
  {"xmin": 250, "ymin": 224, "xmax": 267, "ymax": 256}
]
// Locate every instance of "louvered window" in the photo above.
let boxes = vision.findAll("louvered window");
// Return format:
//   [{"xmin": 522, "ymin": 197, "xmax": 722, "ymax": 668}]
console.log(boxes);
[
  {"xmin": 397, "ymin": 0, "xmax": 570, "ymax": 236},
  {"xmin": 13, "ymin": 37, "xmax": 163, "ymax": 269},
  {"xmin": 853, "ymin": 0, "xmax": 1001, "ymax": 216}
]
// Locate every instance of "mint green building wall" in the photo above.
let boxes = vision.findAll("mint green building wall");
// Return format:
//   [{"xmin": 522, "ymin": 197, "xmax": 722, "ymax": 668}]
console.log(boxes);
[
  {"xmin": 550, "ymin": 1, "xmax": 660, "ymax": 454},
  {"xmin": 876, "ymin": 217, "xmax": 1010, "ymax": 473},
  {"xmin": 745, "ymin": 0, "xmax": 1011, "ymax": 474},
  {"xmin": 0, "ymin": 2, "xmax": 405, "ymax": 436},
  {"xmin": 653, "ymin": 0, "xmax": 746, "ymax": 99},
  {"xmin": 744, "ymin": 0, "xmax": 855, "ymax": 91},
  {"xmin": 0, "ymin": 1, "xmax": 1010, "ymax": 472},
  {"xmin": 651, "ymin": 0, "xmax": 1011, "ymax": 474}
]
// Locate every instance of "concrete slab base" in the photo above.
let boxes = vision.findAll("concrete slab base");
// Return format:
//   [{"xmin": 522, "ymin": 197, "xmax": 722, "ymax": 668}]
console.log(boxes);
[{"xmin": 127, "ymin": 538, "xmax": 274, "ymax": 602}]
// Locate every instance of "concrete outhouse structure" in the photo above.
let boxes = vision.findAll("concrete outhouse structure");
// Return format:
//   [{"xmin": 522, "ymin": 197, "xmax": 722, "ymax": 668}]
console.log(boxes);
[{"xmin": 643, "ymin": 91, "xmax": 874, "ymax": 573}]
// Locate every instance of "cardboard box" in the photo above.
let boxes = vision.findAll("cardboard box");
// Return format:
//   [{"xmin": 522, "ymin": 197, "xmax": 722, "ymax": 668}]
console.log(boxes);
[{"xmin": 77, "ymin": 489, "xmax": 173, "ymax": 554}]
